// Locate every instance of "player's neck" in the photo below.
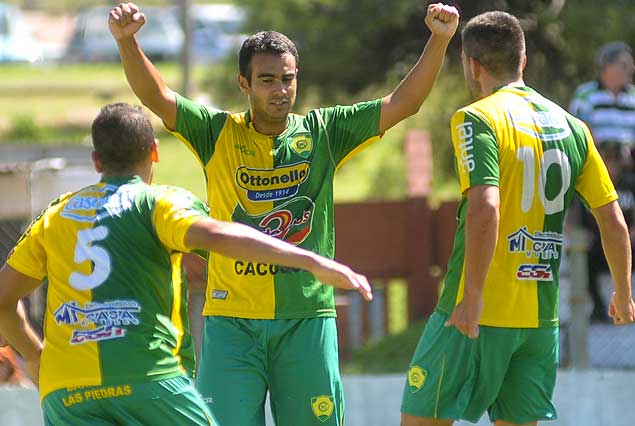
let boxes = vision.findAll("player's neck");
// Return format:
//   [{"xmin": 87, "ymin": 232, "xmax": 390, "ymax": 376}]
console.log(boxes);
[
  {"xmin": 249, "ymin": 112, "xmax": 289, "ymax": 136},
  {"xmin": 481, "ymin": 76, "xmax": 525, "ymax": 97}
]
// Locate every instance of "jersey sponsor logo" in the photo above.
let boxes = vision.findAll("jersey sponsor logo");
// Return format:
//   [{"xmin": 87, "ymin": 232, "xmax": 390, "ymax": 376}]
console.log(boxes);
[
  {"xmin": 234, "ymin": 143, "xmax": 256, "ymax": 157},
  {"xmin": 516, "ymin": 264, "xmax": 553, "ymax": 281},
  {"xmin": 507, "ymin": 105, "xmax": 572, "ymax": 142},
  {"xmin": 54, "ymin": 300, "xmax": 141, "ymax": 345},
  {"xmin": 62, "ymin": 385, "xmax": 132, "ymax": 408},
  {"xmin": 507, "ymin": 227, "xmax": 563, "ymax": 260},
  {"xmin": 455, "ymin": 122, "xmax": 475, "ymax": 172},
  {"xmin": 211, "ymin": 289, "xmax": 228, "ymax": 300},
  {"xmin": 311, "ymin": 395, "xmax": 335, "ymax": 422},
  {"xmin": 234, "ymin": 261, "xmax": 279, "ymax": 276},
  {"xmin": 407, "ymin": 365, "xmax": 427, "ymax": 393},
  {"xmin": 234, "ymin": 196, "xmax": 315, "ymax": 246},
  {"xmin": 233, "ymin": 261, "xmax": 302, "ymax": 276},
  {"xmin": 61, "ymin": 184, "xmax": 140, "ymax": 223},
  {"xmin": 290, "ymin": 135, "xmax": 313, "ymax": 156},
  {"xmin": 235, "ymin": 161, "xmax": 310, "ymax": 202}
]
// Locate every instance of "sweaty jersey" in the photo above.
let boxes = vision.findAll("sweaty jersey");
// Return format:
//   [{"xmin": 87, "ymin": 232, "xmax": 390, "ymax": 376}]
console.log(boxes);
[
  {"xmin": 171, "ymin": 94, "xmax": 382, "ymax": 319},
  {"xmin": 438, "ymin": 85, "xmax": 617, "ymax": 328},
  {"xmin": 7, "ymin": 176, "xmax": 208, "ymax": 399}
]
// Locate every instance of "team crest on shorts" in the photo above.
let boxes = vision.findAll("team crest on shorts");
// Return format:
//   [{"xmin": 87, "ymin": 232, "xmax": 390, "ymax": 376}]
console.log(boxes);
[
  {"xmin": 311, "ymin": 395, "xmax": 334, "ymax": 422},
  {"xmin": 407, "ymin": 365, "xmax": 427, "ymax": 393}
]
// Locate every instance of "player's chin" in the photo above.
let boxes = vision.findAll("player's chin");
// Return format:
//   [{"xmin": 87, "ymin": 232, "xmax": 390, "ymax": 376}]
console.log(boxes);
[{"xmin": 267, "ymin": 106, "xmax": 291, "ymax": 119}]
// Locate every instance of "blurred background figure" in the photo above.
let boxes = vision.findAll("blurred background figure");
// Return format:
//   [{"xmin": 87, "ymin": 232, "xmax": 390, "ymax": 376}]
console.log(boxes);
[
  {"xmin": 570, "ymin": 41, "xmax": 635, "ymax": 149},
  {"xmin": 570, "ymin": 41, "xmax": 635, "ymax": 322}
]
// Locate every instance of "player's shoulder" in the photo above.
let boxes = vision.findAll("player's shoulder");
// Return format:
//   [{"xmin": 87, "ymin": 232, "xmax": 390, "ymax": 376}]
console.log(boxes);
[
  {"xmin": 150, "ymin": 185, "xmax": 206, "ymax": 209},
  {"xmin": 39, "ymin": 190, "xmax": 80, "ymax": 217},
  {"xmin": 309, "ymin": 99, "xmax": 382, "ymax": 117},
  {"xmin": 452, "ymin": 96, "xmax": 494, "ymax": 125}
]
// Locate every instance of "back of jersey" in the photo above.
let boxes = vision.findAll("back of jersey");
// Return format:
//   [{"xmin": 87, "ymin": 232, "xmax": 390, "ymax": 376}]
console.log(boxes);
[
  {"xmin": 7, "ymin": 177, "xmax": 207, "ymax": 399},
  {"xmin": 440, "ymin": 86, "xmax": 617, "ymax": 328}
]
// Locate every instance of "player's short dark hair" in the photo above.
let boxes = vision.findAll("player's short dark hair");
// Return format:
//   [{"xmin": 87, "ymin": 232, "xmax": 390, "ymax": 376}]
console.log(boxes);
[
  {"xmin": 461, "ymin": 11, "xmax": 525, "ymax": 80},
  {"xmin": 239, "ymin": 31, "xmax": 298, "ymax": 83},
  {"xmin": 91, "ymin": 103, "xmax": 154, "ymax": 175}
]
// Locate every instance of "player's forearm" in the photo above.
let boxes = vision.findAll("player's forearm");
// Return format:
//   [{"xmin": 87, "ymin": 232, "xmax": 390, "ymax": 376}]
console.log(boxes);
[
  {"xmin": 599, "ymin": 215, "xmax": 632, "ymax": 298},
  {"xmin": 380, "ymin": 35, "xmax": 450, "ymax": 128},
  {"xmin": 463, "ymin": 201, "xmax": 499, "ymax": 301},
  {"xmin": 185, "ymin": 219, "xmax": 320, "ymax": 273},
  {"xmin": 116, "ymin": 36, "xmax": 177, "ymax": 128},
  {"xmin": 0, "ymin": 300, "xmax": 42, "ymax": 363}
]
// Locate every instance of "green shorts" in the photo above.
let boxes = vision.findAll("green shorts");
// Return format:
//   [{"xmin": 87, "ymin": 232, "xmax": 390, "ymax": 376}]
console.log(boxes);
[
  {"xmin": 401, "ymin": 311, "xmax": 558, "ymax": 424},
  {"xmin": 196, "ymin": 316, "xmax": 343, "ymax": 426},
  {"xmin": 42, "ymin": 375, "xmax": 216, "ymax": 426}
]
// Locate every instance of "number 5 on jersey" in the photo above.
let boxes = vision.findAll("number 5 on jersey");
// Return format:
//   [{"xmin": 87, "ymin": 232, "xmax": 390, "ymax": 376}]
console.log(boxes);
[{"xmin": 69, "ymin": 226, "xmax": 111, "ymax": 290}]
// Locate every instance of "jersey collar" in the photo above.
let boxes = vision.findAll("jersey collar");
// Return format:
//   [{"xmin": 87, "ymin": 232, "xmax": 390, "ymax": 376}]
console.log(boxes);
[
  {"xmin": 244, "ymin": 110, "xmax": 295, "ymax": 139},
  {"xmin": 100, "ymin": 175, "xmax": 143, "ymax": 185}
]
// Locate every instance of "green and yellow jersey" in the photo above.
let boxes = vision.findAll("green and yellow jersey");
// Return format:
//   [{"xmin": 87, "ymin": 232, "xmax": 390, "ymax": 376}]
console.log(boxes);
[
  {"xmin": 439, "ymin": 85, "xmax": 617, "ymax": 328},
  {"xmin": 171, "ymin": 95, "xmax": 382, "ymax": 319},
  {"xmin": 7, "ymin": 176, "xmax": 208, "ymax": 399}
]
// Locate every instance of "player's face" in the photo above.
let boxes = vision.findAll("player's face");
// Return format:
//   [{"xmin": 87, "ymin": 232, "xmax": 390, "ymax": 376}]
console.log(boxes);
[
  {"xmin": 241, "ymin": 53, "xmax": 297, "ymax": 128},
  {"xmin": 602, "ymin": 52, "xmax": 635, "ymax": 89}
]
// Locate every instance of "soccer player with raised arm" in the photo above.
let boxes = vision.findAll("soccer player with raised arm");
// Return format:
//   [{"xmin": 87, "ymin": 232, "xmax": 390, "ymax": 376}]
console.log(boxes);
[
  {"xmin": 401, "ymin": 11, "xmax": 635, "ymax": 426},
  {"xmin": 0, "ymin": 103, "xmax": 371, "ymax": 426},
  {"xmin": 108, "ymin": 3, "xmax": 459, "ymax": 425}
]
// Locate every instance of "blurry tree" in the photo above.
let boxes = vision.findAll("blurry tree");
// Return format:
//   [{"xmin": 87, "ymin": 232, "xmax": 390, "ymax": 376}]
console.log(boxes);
[{"xmin": 240, "ymin": 0, "xmax": 635, "ymax": 106}]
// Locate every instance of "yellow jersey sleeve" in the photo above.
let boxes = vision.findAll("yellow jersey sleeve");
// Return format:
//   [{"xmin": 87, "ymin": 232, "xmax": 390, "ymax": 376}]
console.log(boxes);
[
  {"xmin": 152, "ymin": 187, "xmax": 209, "ymax": 253},
  {"xmin": 574, "ymin": 126, "xmax": 619, "ymax": 209},
  {"xmin": 7, "ymin": 214, "xmax": 47, "ymax": 281}
]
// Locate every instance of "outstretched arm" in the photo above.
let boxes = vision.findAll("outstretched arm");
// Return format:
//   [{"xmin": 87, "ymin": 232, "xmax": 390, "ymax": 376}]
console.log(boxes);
[
  {"xmin": 379, "ymin": 3, "xmax": 459, "ymax": 133},
  {"xmin": 591, "ymin": 201, "xmax": 635, "ymax": 324},
  {"xmin": 109, "ymin": 2, "xmax": 177, "ymax": 129},
  {"xmin": 185, "ymin": 218, "xmax": 373, "ymax": 301},
  {"xmin": 0, "ymin": 265, "xmax": 43, "ymax": 385}
]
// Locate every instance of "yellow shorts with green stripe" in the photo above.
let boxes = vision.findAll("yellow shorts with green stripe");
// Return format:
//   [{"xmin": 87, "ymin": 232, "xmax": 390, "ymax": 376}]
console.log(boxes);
[{"xmin": 401, "ymin": 311, "xmax": 558, "ymax": 424}]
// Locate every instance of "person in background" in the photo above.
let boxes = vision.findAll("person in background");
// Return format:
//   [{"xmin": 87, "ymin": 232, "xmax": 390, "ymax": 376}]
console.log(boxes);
[{"xmin": 570, "ymin": 41, "xmax": 635, "ymax": 321}]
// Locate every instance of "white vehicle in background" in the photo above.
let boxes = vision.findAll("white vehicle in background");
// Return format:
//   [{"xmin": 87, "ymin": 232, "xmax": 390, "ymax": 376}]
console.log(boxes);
[
  {"xmin": 190, "ymin": 4, "xmax": 246, "ymax": 63},
  {"xmin": 0, "ymin": 2, "xmax": 42, "ymax": 63},
  {"xmin": 64, "ymin": 6, "xmax": 183, "ymax": 62}
]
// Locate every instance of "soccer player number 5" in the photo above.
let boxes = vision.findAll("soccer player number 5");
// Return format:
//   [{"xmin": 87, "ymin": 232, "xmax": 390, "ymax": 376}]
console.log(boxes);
[
  {"xmin": 69, "ymin": 226, "xmax": 111, "ymax": 290},
  {"xmin": 517, "ymin": 147, "xmax": 572, "ymax": 215}
]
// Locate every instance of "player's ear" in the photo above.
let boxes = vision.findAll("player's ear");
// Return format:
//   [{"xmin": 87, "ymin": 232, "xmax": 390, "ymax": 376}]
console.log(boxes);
[
  {"xmin": 238, "ymin": 74, "xmax": 250, "ymax": 95},
  {"xmin": 151, "ymin": 139, "xmax": 159, "ymax": 163},
  {"xmin": 469, "ymin": 57, "xmax": 481, "ymax": 80},
  {"xmin": 521, "ymin": 53, "xmax": 527, "ymax": 71},
  {"xmin": 91, "ymin": 151, "xmax": 103, "ymax": 173}
]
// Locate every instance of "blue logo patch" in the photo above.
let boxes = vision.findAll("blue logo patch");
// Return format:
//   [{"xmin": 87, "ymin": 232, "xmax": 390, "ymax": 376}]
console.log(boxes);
[{"xmin": 55, "ymin": 300, "xmax": 141, "ymax": 345}]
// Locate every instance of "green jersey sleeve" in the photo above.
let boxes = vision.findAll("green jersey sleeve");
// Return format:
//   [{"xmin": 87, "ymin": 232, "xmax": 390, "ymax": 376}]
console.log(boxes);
[
  {"xmin": 451, "ymin": 109, "xmax": 500, "ymax": 193},
  {"xmin": 170, "ymin": 93, "xmax": 230, "ymax": 165},
  {"xmin": 314, "ymin": 98, "xmax": 383, "ymax": 168},
  {"xmin": 152, "ymin": 186, "xmax": 210, "ymax": 253}
]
